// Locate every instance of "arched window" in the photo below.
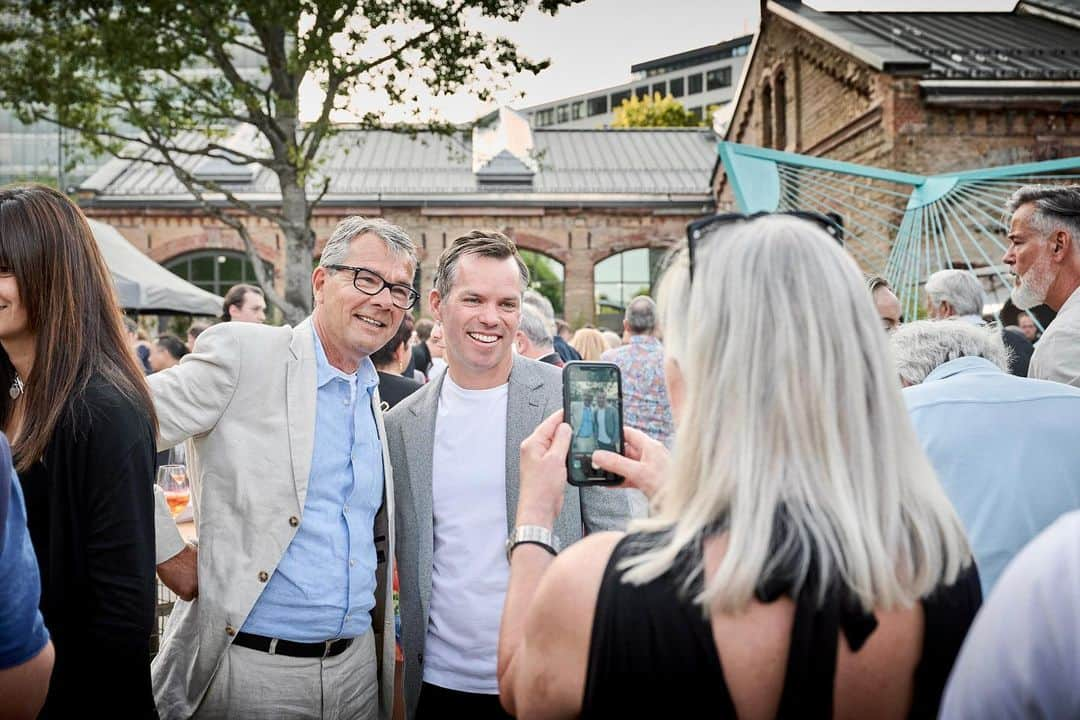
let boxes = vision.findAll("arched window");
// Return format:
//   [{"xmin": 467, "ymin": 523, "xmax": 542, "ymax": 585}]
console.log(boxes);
[
  {"xmin": 593, "ymin": 247, "xmax": 666, "ymax": 331},
  {"xmin": 519, "ymin": 249, "xmax": 565, "ymax": 316},
  {"xmin": 164, "ymin": 250, "xmax": 272, "ymax": 299},
  {"xmin": 760, "ymin": 83, "xmax": 774, "ymax": 149},
  {"xmin": 774, "ymin": 71, "xmax": 788, "ymax": 150}
]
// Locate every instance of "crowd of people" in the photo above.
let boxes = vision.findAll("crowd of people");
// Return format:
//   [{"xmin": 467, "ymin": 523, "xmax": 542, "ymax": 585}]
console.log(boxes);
[{"xmin": 0, "ymin": 180, "xmax": 1078, "ymax": 720}]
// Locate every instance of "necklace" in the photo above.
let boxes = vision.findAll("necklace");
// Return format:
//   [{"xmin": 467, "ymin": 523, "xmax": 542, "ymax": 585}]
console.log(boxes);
[{"xmin": 9, "ymin": 374, "xmax": 23, "ymax": 399}]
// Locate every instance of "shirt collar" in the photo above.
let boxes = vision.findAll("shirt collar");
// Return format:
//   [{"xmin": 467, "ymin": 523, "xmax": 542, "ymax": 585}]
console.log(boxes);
[
  {"xmin": 313, "ymin": 327, "xmax": 378, "ymax": 391},
  {"xmin": 1060, "ymin": 284, "xmax": 1080, "ymax": 315},
  {"xmin": 629, "ymin": 335, "xmax": 660, "ymax": 347},
  {"xmin": 923, "ymin": 355, "xmax": 1004, "ymax": 384}
]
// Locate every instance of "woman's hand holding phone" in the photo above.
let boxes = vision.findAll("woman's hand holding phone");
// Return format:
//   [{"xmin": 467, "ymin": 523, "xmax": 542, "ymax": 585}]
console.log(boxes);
[{"xmin": 590, "ymin": 426, "xmax": 669, "ymax": 501}]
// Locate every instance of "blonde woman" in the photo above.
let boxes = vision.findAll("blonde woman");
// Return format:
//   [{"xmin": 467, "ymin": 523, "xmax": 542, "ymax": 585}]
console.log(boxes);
[
  {"xmin": 498, "ymin": 216, "xmax": 980, "ymax": 719},
  {"xmin": 570, "ymin": 327, "xmax": 607, "ymax": 361}
]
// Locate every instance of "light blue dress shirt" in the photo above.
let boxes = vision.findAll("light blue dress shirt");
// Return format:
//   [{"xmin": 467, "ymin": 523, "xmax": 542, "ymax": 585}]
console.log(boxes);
[
  {"xmin": 904, "ymin": 356, "xmax": 1080, "ymax": 596},
  {"xmin": 242, "ymin": 330, "xmax": 384, "ymax": 641}
]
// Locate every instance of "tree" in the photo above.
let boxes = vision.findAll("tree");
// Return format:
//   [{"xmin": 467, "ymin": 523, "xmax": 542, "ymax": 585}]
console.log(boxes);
[
  {"xmin": 611, "ymin": 93, "xmax": 702, "ymax": 129},
  {"xmin": 520, "ymin": 249, "xmax": 564, "ymax": 316},
  {"xmin": 0, "ymin": 0, "xmax": 577, "ymax": 324}
]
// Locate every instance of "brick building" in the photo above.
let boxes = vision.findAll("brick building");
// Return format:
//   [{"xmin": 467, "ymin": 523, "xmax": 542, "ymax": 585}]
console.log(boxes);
[
  {"xmin": 717, "ymin": 0, "xmax": 1080, "ymax": 206},
  {"xmin": 78, "ymin": 109, "xmax": 715, "ymax": 327}
]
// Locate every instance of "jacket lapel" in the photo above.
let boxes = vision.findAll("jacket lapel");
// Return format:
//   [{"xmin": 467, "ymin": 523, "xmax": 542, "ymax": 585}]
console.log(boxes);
[
  {"xmin": 505, "ymin": 355, "xmax": 549, "ymax": 534},
  {"xmin": 403, "ymin": 374, "xmax": 442, "ymax": 623},
  {"xmin": 286, "ymin": 319, "xmax": 318, "ymax": 509}
]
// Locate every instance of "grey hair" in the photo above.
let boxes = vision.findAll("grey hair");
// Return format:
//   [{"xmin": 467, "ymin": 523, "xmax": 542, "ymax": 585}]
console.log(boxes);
[
  {"xmin": 924, "ymin": 269, "xmax": 985, "ymax": 317},
  {"xmin": 624, "ymin": 295, "xmax": 657, "ymax": 334},
  {"xmin": 517, "ymin": 305, "xmax": 553, "ymax": 349},
  {"xmin": 523, "ymin": 289, "xmax": 557, "ymax": 336},
  {"xmin": 889, "ymin": 320, "xmax": 1010, "ymax": 386},
  {"xmin": 434, "ymin": 230, "xmax": 529, "ymax": 299},
  {"xmin": 1006, "ymin": 184, "xmax": 1080, "ymax": 244},
  {"xmin": 630, "ymin": 217, "xmax": 971, "ymax": 614},
  {"xmin": 319, "ymin": 216, "xmax": 418, "ymax": 272}
]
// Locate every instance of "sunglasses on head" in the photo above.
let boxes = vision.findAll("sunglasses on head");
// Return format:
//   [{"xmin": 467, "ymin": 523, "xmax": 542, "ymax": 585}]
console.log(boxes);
[{"xmin": 685, "ymin": 210, "xmax": 844, "ymax": 281}]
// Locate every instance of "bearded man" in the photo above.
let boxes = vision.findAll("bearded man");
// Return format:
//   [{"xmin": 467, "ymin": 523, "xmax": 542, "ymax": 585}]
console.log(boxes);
[{"xmin": 1005, "ymin": 185, "xmax": 1080, "ymax": 387}]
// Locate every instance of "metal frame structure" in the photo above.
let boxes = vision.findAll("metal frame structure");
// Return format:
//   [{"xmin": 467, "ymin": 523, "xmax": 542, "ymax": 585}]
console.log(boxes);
[{"xmin": 718, "ymin": 141, "xmax": 1080, "ymax": 324}]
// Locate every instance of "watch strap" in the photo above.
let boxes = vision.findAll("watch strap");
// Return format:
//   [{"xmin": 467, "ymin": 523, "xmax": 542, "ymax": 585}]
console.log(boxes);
[{"xmin": 506, "ymin": 525, "xmax": 561, "ymax": 562}]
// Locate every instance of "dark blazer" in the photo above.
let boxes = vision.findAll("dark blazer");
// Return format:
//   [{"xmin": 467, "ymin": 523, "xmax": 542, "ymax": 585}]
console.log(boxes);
[
  {"xmin": 411, "ymin": 342, "xmax": 432, "ymax": 379},
  {"xmin": 21, "ymin": 375, "xmax": 157, "ymax": 719},
  {"xmin": 377, "ymin": 370, "xmax": 423, "ymax": 410},
  {"xmin": 1002, "ymin": 327, "xmax": 1034, "ymax": 378}
]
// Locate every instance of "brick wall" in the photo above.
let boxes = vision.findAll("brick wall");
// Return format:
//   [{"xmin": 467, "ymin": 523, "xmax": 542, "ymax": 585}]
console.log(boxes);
[
  {"xmin": 716, "ymin": 9, "xmax": 1080, "ymax": 275},
  {"xmin": 84, "ymin": 205, "xmax": 696, "ymax": 325}
]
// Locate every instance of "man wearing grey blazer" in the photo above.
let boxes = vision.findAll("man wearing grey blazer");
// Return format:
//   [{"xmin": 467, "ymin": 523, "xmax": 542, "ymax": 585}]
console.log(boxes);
[
  {"xmin": 385, "ymin": 231, "xmax": 633, "ymax": 719},
  {"xmin": 149, "ymin": 217, "xmax": 419, "ymax": 720}
]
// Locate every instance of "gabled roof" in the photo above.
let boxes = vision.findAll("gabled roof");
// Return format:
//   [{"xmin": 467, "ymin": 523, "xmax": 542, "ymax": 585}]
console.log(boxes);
[
  {"xmin": 771, "ymin": 0, "xmax": 1080, "ymax": 80},
  {"xmin": 79, "ymin": 126, "xmax": 718, "ymax": 209}
]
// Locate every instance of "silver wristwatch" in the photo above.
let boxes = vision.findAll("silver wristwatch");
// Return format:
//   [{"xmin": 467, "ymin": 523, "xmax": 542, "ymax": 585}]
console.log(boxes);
[{"xmin": 505, "ymin": 525, "xmax": 561, "ymax": 563}]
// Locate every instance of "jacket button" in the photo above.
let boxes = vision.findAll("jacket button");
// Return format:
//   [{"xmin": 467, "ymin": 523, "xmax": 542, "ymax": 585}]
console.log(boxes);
[
  {"xmin": 258, "ymin": 571, "xmax": 269, "ymax": 582},
  {"xmin": 288, "ymin": 516, "xmax": 299, "ymax": 527},
  {"xmin": 225, "ymin": 625, "xmax": 236, "ymax": 636}
]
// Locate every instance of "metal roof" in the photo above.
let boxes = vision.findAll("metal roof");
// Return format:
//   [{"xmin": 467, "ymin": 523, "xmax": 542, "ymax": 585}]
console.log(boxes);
[
  {"xmin": 80, "ymin": 127, "xmax": 718, "ymax": 206},
  {"xmin": 630, "ymin": 35, "xmax": 754, "ymax": 74},
  {"xmin": 773, "ymin": 0, "xmax": 1080, "ymax": 80}
]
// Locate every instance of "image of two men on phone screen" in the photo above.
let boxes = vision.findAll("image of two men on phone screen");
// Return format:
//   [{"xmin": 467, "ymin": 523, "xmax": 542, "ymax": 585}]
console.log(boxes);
[{"xmin": 572, "ymin": 394, "xmax": 619, "ymax": 454}]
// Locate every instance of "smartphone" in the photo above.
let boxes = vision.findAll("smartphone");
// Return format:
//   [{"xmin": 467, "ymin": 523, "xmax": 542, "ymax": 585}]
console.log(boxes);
[{"xmin": 562, "ymin": 361, "xmax": 624, "ymax": 486}]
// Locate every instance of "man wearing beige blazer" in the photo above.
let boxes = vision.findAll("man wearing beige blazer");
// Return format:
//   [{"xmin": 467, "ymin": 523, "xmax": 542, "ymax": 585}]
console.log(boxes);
[{"xmin": 150, "ymin": 217, "xmax": 419, "ymax": 720}]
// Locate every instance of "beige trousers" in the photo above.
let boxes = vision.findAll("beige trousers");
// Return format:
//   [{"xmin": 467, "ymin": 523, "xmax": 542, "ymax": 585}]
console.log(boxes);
[{"xmin": 194, "ymin": 630, "xmax": 377, "ymax": 720}]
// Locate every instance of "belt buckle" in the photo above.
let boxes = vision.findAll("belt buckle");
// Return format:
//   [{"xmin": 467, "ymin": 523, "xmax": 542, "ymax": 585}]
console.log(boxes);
[{"xmin": 322, "ymin": 639, "xmax": 334, "ymax": 659}]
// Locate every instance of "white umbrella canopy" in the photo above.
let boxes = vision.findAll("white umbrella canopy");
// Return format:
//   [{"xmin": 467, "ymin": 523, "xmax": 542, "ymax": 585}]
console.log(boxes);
[{"xmin": 88, "ymin": 218, "xmax": 223, "ymax": 316}]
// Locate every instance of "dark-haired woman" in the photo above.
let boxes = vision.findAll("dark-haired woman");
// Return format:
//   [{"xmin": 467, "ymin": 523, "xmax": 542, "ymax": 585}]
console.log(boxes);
[{"xmin": 0, "ymin": 185, "xmax": 158, "ymax": 718}]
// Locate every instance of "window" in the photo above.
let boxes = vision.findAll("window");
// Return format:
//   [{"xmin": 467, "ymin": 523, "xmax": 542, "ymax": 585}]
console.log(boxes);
[
  {"xmin": 610, "ymin": 90, "xmax": 631, "ymax": 110},
  {"xmin": 587, "ymin": 96, "xmax": 608, "ymax": 116},
  {"xmin": 706, "ymin": 67, "xmax": 732, "ymax": 90},
  {"xmin": 651, "ymin": 81, "xmax": 666, "ymax": 97},
  {"xmin": 520, "ymin": 250, "xmax": 565, "ymax": 316},
  {"xmin": 594, "ymin": 248, "xmax": 667, "ymax": 327},
  {"xmin": 557, "ymin": 104, "xmax": 569, "ymax": 124},
  {"xmin": 760, "ymin": 83, "xmax": 773, "ymax": 149},
  {"xmin": 636, "ymin": 85, "xmax": 650, "ymax": 99},
  {"xmin": 687, "ymin": 106, "xmax": 703, "ymax": 120},
  {"xmin": 687, "ymin": 73, "xmax": 703, "ymax": 95},
  {"xmin": 669, "ymin": 77, "xmax": 684, "ymax": 97},
  {"xmin": 536, "ymin": 108, "xmax": 554, "ymax": 127},
  {"xmin": 571, "ymin": 101, "xmax": 584, "ymax": 120},
  {"xmin": 165, "ymin": 250, "xmax": 273, "ymax": 302},
  {"xmin": 774, "ymin": 72, "xmax": 787, "ymax": 149}
]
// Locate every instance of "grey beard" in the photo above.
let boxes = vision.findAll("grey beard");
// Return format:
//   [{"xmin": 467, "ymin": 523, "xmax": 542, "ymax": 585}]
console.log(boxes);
[{"xmin": 1011, "ymin": 282, "xmax": 1047, "ymax": 310}]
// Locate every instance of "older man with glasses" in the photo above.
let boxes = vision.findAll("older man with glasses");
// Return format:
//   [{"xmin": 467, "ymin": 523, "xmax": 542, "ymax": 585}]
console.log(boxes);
[{"xmin": 149, "ymin": 216, "xmax": 417, "ymax": 720}]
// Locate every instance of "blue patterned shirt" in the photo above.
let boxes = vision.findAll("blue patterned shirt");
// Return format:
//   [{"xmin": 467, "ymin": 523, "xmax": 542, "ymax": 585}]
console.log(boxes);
[{"xmin": 601, "ymin": 335, "xmax": 675, "ymax": 447}]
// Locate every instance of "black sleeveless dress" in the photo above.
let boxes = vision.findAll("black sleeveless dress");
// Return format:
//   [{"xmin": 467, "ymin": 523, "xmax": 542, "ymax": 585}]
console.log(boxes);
[{"xmin": 582, "ymin": 529, "xmax": 982, "ymax": 719}]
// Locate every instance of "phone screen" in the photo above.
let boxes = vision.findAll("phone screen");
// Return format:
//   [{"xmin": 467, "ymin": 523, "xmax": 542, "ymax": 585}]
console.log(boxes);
[{"xmin": 563, "ymin": 362, "xmax": 623, "ymax": 486}]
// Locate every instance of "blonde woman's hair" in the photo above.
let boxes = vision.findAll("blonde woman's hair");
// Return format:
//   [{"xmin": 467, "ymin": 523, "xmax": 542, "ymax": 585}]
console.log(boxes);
[
  {"xmin": 625, "ymin": 216, "xmax": 971, "ymax": 613},
  {"xmin": 571, "ymin": 327, "xmax": 608, "ymax": 361}
]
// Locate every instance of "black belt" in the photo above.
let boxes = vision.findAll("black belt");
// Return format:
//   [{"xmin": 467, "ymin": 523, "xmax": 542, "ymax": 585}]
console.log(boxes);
[{"xmin": 233, "ymin": 631, "xmax": 354, "ymax": 659}]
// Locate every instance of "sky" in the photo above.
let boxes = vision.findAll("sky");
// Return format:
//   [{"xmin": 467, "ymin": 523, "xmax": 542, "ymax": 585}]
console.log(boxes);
[{"xmin": 299, "ymin": 0, "xmax": 1018, "ymax": 125}]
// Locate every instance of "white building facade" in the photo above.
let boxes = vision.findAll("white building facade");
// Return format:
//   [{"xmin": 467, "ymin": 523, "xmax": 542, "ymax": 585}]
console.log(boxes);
[{"xmin": 523, "ymin": 35, "xmax": 752, "ymax": 129}]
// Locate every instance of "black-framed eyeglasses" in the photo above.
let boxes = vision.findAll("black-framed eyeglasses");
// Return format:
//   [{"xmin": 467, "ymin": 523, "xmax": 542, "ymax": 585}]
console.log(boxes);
[
  {"xmin": 685, "ymin": 211, "xmax": 844, "ymax": 281},
  {"xmin": 326, "ymin": 264, "xmax": 420, "ymax": 310}
]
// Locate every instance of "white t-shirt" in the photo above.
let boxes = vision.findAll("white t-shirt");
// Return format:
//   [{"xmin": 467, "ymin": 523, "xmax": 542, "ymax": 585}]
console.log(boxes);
[{"xmin": 423, "ymin": 373, "xmax": 509, "ymax": 694}]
